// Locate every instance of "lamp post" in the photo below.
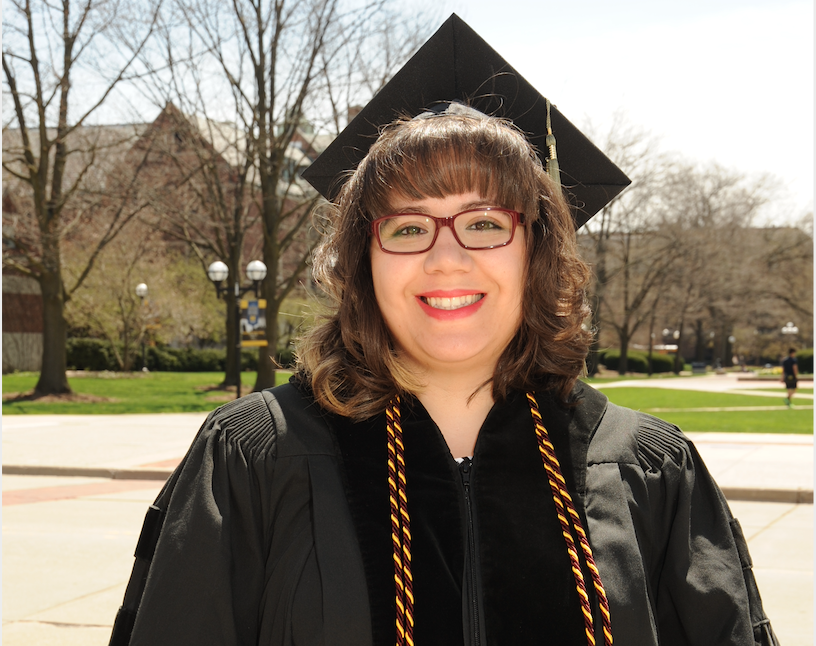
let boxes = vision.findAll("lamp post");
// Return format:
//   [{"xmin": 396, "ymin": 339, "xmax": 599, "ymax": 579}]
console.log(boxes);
[
  {"xmin": 135, "ymin": 283, "xmax": 148, "ymax": 372},
  {"xmin": 207, "ymin": 260, "xmax": 268, "ymax": 399}
]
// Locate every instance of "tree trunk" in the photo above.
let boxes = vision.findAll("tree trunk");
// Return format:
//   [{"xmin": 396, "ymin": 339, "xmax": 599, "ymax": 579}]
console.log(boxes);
[
  {"xmin": 694, "ymin": 319, "xmax": 706, "ymax": 361},
  {"xmin": 254, "ymin": 274, "xmax": 278, "ymax": 391},
  {"xmin": 222, "ymin": 287, "xmax": 240, "ymax": 387},
  {"xmin": 673, "ymin": 320, "xmax": 686, "ymax": 374},
  {"xmin": 34, "ymin": 269, "xmax": 71, "ymax": 395},
  {"xmin": 586, "ymin": 291, "xmax": 603, "ymax": 375},
  {"xmin": 618, "ymin": 334, "xmax": 630, "ymax": 376}
]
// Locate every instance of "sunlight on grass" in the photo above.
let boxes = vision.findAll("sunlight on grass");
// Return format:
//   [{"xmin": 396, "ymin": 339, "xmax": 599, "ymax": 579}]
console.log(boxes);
[
  {"xmin": 600, "ymin": 387, "xmax": 813, "ymax": 434},
  {"xmin": 645, "ymin": 410, "xmax": 813, "ymax": 434},
  {"xmin": 598, "ymin": 388, "xmax": 793, "ymax": 409},
  {"xmin": 755, "ymin": 387, "xmax": 813, "ymax": 395},
  {"xmin": 2, "ymin": 370, "xmax": 294, "ymax": 415},
  {"xmin": 4, "ymin": 372, "xmax": 813, "ymax": 434}
]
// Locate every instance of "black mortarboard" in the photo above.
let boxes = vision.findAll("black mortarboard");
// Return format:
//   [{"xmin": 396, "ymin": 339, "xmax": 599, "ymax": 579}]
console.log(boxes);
[{"xmin": 302, "ymin": 13, "xmax": 630, "ymax": 227}]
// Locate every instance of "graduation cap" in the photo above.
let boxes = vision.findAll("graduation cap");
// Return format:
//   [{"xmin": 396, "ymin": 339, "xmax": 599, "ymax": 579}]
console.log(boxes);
[{"xmin": 302, "ymin": 13, "xmax": 630, "ymax": 227}]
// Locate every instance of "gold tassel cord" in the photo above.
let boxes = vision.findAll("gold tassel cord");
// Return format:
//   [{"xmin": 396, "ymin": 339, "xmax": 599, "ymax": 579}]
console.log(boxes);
[
  {"xmin": 527, "ymin": 392, "xmax": 613, "ymax": 646},
  {"xmin": 544, "ymin": 99, "xmax": 561, "ymax": 186}
]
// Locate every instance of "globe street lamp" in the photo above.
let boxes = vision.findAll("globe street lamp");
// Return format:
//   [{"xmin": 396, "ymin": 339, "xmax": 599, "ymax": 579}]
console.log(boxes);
[
  {"xmin": 135, "ymin": 283, "xmax": 148, "ymax": 371},
  {"xmin": 781, "ymin": 322, "xmax": 799, "ymax": 336},
  {"xmin": 206, "ymin": 261, "xmax": 229, "ymax": 284},
  {"xmin": 207, "ymin": 260, "xmax": 268, "ymax": 399}
]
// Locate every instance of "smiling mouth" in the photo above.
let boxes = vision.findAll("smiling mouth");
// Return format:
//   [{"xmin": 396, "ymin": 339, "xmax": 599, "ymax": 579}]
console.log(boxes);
[{"xmin": 420, "ymin": 294, "xmax": 485, "ymax": 310}]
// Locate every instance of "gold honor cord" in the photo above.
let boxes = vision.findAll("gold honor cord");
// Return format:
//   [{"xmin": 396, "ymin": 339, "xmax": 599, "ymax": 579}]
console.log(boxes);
[
  {"xmin": 386, "ymin": 393, "xmax": 613, "ymax": 646},
  {"xmin": 526, "ymin": 392, "xmax": 613, "ymax": 646},
  {"xmin": 387, "ymin": 396, "xmax": 414, "ymax": 646}
]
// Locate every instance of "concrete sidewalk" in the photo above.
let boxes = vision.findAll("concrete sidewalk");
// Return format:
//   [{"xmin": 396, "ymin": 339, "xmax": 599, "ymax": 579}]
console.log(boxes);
[
  {"xmin": 595, "ymin": 371, "xmax": 814, "ymax": 395},
  {"xmin": 4, "ymin": 378, "xmax": 813, "ymax": 503}
]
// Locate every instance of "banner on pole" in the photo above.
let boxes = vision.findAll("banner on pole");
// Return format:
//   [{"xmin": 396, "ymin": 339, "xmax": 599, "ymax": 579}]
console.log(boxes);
[{"xmin": 240, "ymin": 299, "xmax": 268, "ymax": 347}]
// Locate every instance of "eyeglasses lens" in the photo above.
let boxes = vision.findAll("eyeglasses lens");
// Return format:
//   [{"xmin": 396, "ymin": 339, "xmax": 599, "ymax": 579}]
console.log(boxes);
[{"xmin": 377, "ymin": 209, "xmax": 514, "ymax": 253}]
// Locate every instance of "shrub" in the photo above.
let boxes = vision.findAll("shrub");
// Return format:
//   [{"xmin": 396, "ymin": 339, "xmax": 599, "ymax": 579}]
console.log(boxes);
[
  {"xmin": 67, "ymin": 338, "xmax": 117, "ymax": 371},
  {"xmin": 601, "ymin": 349, "xmax": 677, "ymax": 374},
  {"xmin": 275, "ymin": 347, "xmax": 296, "ymax": 368},
  {"xmin": 66, "ymin": 339, "xmax": 294, "ymax": 372},
  {"xmin": 647, "ymin": 353, "xmax": 677, "ymax": 373},
  {"xmin": 796, "ymin": 348, "xmax": 813, "ymax": 374},
  {"xmin": 241, "ymin": 350, "xmax": 258, "ymax": 371},
  {"xmin": 146, "ymin": 346, "xmax": 182, "ymax": 371}
]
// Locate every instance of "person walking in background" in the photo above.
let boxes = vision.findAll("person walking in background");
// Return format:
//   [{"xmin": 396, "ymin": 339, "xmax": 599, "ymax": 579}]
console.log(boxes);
[{"xmin": 782, "ymin": 347, "xmax": 798, "ymax": 406}]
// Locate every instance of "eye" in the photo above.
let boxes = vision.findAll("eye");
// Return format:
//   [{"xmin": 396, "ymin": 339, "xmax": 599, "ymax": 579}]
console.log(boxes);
[
  {"xmin": 467, "ymin": 219, "xmax": 504, "ymax": 231},
  {"xmin": 461, "ymin": 210, "xmax": 511, "ymax": 232},
  {"xmin": 394, "ymin": 224, "xmax": 427, "ymax": 237},
  {"xmin": 379, "ymin": 215, "xmax": 432, "ymax": 239}
]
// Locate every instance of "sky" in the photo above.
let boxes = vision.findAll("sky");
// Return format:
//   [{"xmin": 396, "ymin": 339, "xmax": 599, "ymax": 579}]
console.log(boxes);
[
  {"xmin": 8, "ymin": 0, "xmax": 809, "ymax": 223},
  {"xmin": 449, "ymin": 0, "xmax": 814, "ymax": 223}
]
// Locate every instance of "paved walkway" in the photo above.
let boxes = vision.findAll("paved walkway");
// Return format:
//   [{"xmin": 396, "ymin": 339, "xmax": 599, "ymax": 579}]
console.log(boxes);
[
  {"xmin": 596, "ymin": 371, "xmax": 814, "ymax": 397},
  {"xmin": 2, "ymin": 374, "xmax": 813, "ymax": 645}
]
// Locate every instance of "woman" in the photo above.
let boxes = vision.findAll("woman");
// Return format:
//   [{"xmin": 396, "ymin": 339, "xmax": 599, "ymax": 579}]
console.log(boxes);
[{"xmin": 110, "ymin": 17, "xmax": 777, "ymax": 646}]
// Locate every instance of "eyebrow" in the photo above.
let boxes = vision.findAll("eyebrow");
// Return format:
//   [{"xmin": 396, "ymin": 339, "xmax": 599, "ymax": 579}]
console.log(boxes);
[{"xmin": 389, "ymin": 199, "xmax": 498, "ymax": 214}]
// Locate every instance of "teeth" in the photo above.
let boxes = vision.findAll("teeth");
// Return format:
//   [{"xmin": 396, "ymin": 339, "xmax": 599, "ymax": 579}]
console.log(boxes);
[{"xmin": 424, "ymin": 294, "xmax": 484, "ymax": 310}]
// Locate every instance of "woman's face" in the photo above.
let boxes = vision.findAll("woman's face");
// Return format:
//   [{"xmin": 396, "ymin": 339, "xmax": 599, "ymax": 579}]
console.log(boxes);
[{"xmin": 370, "ymin": 191, "xmax": 526, "ymax": 377}]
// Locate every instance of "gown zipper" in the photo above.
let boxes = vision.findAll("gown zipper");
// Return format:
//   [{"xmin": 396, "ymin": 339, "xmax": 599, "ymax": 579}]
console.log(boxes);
[{"xmin": 459, "ymin": 457, "xmax": 480, "ymax": 646}]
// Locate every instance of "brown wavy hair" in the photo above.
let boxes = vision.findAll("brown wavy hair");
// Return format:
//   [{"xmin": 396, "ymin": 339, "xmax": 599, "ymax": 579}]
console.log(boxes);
[{"xmin": 296, "ymin": 110, "xmax": 592, "ymax": 419}]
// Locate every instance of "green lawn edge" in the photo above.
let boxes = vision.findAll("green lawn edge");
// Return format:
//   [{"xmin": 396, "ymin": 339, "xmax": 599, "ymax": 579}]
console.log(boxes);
[
  {"xmin": 4, "ymin": 373, "xmax": 813, "ymax": 434},
  {"xmin": 3, "ymin": 371, "xmax": 293, "ymax": 415}
]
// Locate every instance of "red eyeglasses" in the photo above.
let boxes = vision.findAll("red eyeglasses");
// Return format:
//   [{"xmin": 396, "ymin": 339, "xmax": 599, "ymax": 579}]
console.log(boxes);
[{"xmin": 371, "ymin": 208, "xmax": 525, "ymax": 254}]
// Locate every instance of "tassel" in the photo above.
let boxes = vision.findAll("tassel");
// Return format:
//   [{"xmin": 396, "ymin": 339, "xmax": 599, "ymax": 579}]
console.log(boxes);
[{"xmin": 545, "ymin": 99, "xmax": 560, "ymax": 185}]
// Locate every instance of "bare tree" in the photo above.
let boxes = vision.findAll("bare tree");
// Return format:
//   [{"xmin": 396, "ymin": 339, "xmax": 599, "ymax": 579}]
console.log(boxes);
[
  {"xmin": 128, "ymin": 102, "xmax": 261, "ymax": 387},
  {"xmin": 2, "ymin": 0, "xmax": 160, "ymax": 394},
  {"xmin": 579, "ymin": 113, "xmax": 675, "ymax": 374},
  {"xmin": 659, "ymin": 162, "xmax": 770, "ymax": 369},
  {"xmin": 137, "ymin": 0, "xmax": 434, "ymax": 390}
]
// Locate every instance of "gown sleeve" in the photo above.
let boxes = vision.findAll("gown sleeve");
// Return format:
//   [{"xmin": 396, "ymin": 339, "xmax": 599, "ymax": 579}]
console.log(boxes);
[
  {"xmin": 634, "ymin": 413, "xmax": 780, "ymax": 646},
  {"xmin": 585, "ymin": 404, "xmax": 780, "ymax": 646},
  {"xmin": 109, "ymin": 393, "xmax": 282, "ymax": 646}
]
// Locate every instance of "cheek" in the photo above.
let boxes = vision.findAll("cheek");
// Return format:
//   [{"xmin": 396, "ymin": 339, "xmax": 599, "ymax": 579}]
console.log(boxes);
[
  {"xmin": 370, "ymin": 250, "xmax": 405, "ymax": 324},
  {"xmin": 370, "ymin": 250, "xmax": 387, "ymax": 304}
]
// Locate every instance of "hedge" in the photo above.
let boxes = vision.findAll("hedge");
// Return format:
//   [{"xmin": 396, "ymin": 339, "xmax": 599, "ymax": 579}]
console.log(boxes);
[
  {"xmin": 66, "ymin": 338, "xmax": 118, "ymax": 372},
  {"xmin": 601, "ymin": 349, "xmax": 678, "ymax": 374},
  {"xmin": 796, "ymin": 348, "xmax": 813, "ymax": 374},
  {"xmin": 67, "ymin": 338, "xmax": 296, "ymax": 372}
]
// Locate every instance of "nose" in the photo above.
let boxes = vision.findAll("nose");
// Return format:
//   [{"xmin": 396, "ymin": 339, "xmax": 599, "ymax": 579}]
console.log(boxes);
[{"xmin": 424, "ymin": 226, "xmax": 471, "ymax": 273}]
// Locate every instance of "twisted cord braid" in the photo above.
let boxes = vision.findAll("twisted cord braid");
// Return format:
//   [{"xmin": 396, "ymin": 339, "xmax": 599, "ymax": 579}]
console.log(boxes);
[
  {"xmin": 387, "ymin": 396, "xmax": 414, "ymax": 646},
  {"xmin": 526, "ymin": 392, "xmax": 613, "ymax": 646}
]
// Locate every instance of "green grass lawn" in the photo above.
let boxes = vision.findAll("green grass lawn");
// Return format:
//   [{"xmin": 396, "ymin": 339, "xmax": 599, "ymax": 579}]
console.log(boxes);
[
  {"xmin": 644, "ymin": 410, "xmax": 812, "ymax": 434},
  {"xmin": 600, "ymin": 387, "xmax": 813, "ymax": 434},
  {"xmin": 582, "ymin": 374, "xmax": 683, "ymax": 384},
  {"xmin": 597, "ymin": 388, "xmax": 791, "ymax": 409},
  {"xmin": 4, "ymin": 373, "xmax": 813, "ymax": 434},
  {"xmin": 2, "ymin": 371, "xmax": 293, "ymax": 414},
  {"xmin": 755, "ymin": 387, "xmax": 814, "ymax": 395}
]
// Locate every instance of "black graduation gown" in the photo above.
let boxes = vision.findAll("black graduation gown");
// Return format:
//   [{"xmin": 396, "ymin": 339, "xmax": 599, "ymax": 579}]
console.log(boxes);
[{"xmin": 110, "ymin": 381, "xmax": 779, "ymax": 646}]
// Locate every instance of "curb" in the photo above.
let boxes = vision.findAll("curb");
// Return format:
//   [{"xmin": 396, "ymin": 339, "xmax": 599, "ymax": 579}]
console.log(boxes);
[
  {"xmin": 719, "ymin": 486, "xmax": 813, "ymax": 504},
  {"xmin": 2, "ymin": 464, "xmax": 174, "ymax": 481},
  {"xmin": 4, "ymin": 465, "xmax": 812, "ymax": 504}
]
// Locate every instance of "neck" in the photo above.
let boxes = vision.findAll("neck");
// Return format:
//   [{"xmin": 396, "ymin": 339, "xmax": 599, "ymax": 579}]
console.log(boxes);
[{"xmin": 413, "ymin": 367, "xmax": 496, "ymax": 460}]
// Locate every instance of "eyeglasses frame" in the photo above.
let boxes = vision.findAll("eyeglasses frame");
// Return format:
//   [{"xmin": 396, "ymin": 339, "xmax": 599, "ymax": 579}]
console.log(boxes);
[{"xmin": 371, "ymin": 207, "xmax": 525, "ymax": 255}]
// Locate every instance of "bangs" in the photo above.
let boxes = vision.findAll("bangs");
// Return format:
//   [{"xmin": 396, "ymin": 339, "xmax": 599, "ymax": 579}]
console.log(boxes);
[{"xmin": 356, "ymin": 114, "xmax": 542, "ymax": 219}]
